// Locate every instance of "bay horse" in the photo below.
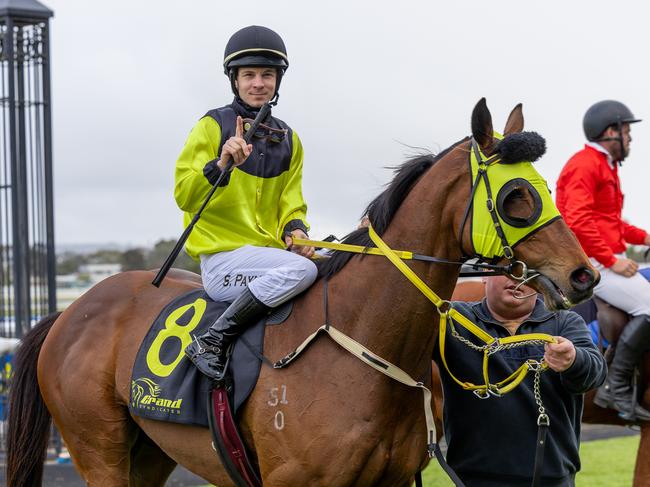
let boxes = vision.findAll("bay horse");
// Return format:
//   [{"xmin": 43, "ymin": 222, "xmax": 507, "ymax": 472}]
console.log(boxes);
[
  {"xmin": 8, "ymin": 99, "xmax": 598, "ymax": 487},
  {"xmin": 448, "ymin": 279, "xmax": 650, "ymax": 487}
]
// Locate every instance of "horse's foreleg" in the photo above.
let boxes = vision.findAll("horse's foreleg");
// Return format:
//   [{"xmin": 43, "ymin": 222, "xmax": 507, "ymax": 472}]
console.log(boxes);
[
  {"xmin": 133, "ymin": 418, "xmax": 235, "ymax": 486},
  {"xmin": 129, "ymin": 430, "xmax": 177, "ymax": 486},
  {"xmin": 634, "ymin": 423, "xmax": 650, "ymax": 487}
]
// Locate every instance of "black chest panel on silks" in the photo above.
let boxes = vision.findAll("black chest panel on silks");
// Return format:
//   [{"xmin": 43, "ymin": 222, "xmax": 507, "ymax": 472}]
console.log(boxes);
[
  {"xmin": 129, "ymin": 288, "xmax": 290, "ymax": 427},
  {"xmin": 204, "ymin": 104, "xmax": 294, "ymax": 179}
]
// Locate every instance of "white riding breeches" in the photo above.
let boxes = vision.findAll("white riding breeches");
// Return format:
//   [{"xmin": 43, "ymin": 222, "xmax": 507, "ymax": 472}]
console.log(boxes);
[
  {"xmin": 591, "ymin": 254, "xmax": 650, "ymax": 316},
  {"xmin": 200, "ymin": 245, "xmax": 318, "ymax": 307}
]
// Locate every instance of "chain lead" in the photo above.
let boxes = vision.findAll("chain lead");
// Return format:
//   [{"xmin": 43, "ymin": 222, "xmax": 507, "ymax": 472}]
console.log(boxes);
[{"xmin": 533, "ymin": 365, "xmax": 550, "ymax": 426}]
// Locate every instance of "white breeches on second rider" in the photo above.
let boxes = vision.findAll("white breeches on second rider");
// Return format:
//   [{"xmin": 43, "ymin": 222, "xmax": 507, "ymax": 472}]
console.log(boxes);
[
  {"xmin": 200, "ymin": 245, "xmax": 318, "ymax": 307},
  {"xmin": 591, "ymin": 254, "xmax": 650, "ymax": 316}
]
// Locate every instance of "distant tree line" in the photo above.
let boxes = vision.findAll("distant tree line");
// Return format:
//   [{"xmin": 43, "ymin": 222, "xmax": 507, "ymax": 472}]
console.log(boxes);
[{"xmin": 56, "ymin": 240, "xmax": 200, "ymax": 275}]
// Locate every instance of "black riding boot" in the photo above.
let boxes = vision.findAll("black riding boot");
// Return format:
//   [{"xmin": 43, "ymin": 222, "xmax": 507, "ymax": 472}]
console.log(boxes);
[
  {"xmin": 594, "ymin": 314, "xmax": 650, "ymax": 422},
  {"xmin": 185, "ymin": 287, "xmax": 270, "ymax": 381}
]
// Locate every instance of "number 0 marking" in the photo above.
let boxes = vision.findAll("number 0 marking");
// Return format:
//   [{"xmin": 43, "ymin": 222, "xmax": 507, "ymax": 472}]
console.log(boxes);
[
  {"xmin": 146, "ymin": 298, "xmax": 207, "ymax": 377},
  {"xmin": 274, "ymin": 411, "xmax": 285, "ymax": 430}
]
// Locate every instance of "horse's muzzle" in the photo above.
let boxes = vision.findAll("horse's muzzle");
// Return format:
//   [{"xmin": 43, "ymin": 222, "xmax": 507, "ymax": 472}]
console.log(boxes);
[{"xmin": 570, "ymin": 266, "xmax": 599, "ymax": 293}]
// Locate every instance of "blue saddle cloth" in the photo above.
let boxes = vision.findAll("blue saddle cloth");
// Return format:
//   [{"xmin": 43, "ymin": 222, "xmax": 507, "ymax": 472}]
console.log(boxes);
[{"xmin": 129, "ymin": 288, "xmax": 285, "ymax": 427}]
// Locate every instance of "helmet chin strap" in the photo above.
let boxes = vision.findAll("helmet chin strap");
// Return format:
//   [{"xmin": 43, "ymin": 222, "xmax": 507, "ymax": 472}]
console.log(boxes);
[{"xmin": 596, "ymin": 121, "xmax": 626, "ymax": 162}]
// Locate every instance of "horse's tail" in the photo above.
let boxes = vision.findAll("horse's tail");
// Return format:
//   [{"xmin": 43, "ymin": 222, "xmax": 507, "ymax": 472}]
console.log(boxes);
[{"xmin": 6, "ymin": 311, "xmax": 61, "ymax": 487}]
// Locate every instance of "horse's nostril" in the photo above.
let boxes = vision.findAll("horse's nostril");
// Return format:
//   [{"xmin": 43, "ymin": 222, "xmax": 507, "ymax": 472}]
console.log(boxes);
[{"xmin": 570, "ymin": 267, "xmax": 595, "ymax": 290}]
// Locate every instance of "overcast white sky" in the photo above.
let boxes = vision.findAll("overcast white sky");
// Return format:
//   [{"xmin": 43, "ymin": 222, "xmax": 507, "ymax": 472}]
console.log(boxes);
[{"xmin": 46, "ymin": 0, "xmax": 650, "ymax": 248}]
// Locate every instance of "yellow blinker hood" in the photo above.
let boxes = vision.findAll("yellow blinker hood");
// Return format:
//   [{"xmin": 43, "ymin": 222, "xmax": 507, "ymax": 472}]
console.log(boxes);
[{"xmin": 470, "ymin": 134, "xmax": 561, "ymax": 260}]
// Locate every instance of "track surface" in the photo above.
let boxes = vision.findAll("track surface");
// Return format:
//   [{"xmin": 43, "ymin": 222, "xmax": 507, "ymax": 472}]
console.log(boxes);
[{"xmin": 0, "ymin": 464, "xmax": 207, "ymax": 486}]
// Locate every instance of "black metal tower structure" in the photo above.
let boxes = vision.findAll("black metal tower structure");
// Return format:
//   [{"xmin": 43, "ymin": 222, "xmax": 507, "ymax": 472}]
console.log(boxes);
[{"xmin": 0, "ymin": 0, "xmax": 54, "ymax": 338}]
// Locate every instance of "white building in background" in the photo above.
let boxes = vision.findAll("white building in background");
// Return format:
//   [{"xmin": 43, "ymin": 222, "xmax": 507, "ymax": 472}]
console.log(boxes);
[
  {"xmin": 56, "ymin": 274, "xmax": 79, "ymax": 288},
  {"xmin": 56, "ymin": 263, "xmax": 122, "ymax": 310},
  {"xmin": 78, "ymin": 263, "xmax": 122, "ymax": 284},
  {"xmin": 57, "ymin": 285, "xmax": 91, "ymax": 310}
]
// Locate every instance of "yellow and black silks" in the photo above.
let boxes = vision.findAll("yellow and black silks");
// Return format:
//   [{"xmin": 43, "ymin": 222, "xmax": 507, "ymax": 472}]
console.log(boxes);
[{"xmin": 174, "ymin": 104, "xmax": 309, "ymax": 260}]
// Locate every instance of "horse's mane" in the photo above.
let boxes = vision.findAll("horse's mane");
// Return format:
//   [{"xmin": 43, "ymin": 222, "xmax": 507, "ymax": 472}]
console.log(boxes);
[{"xmin": 318, "ymin": 137, "xmax": 469, "ymax": 279}]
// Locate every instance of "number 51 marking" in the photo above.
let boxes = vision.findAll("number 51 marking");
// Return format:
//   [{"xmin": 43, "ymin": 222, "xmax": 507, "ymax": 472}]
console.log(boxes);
[{"xmin": 267, "ymin": 385, "xmax": 288, "ymax": 407}]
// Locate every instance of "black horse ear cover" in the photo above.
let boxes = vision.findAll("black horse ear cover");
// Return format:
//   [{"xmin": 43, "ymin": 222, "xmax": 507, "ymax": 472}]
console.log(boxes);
[{"xmin": 496, "ymin": 132, "xmax": 546, "ymax": 165}]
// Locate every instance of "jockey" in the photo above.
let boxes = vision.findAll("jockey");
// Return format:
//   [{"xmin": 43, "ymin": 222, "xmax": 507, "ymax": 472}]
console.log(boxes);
[
  {"xmin": 174, "ymin": 25, "xmax": 317, "ymax": 381},
  {"xmin": 556, "ymin": 100, "xmax": 650, "ymax": 421}
]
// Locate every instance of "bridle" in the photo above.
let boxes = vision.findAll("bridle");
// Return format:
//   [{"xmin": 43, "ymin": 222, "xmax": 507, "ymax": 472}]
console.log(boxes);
[
  {"xmin": 297, "ymin": 136, "xmax": 553, "ymax": 292},
  {"xmin": 456, "ymin": 137, "xmax": 543, "ymax": 294}
]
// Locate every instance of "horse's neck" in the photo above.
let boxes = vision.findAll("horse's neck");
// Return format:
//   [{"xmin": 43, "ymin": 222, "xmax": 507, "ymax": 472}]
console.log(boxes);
[{"xmin": 330, "ymin": 163, "xmax": 464, "ymax": 378}]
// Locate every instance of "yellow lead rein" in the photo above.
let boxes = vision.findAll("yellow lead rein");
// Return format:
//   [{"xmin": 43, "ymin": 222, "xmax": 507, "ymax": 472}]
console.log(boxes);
[
  {"xmin": 297, "ymin": 225, "xmax": 556, "ymax": 397},
  {"xmin": 292, "ymin": 237, "xmax": 415, "ymax": 260}
]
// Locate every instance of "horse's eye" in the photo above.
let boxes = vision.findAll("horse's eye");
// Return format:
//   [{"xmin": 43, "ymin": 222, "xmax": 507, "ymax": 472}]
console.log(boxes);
[
  {"xmin": 508, "ymin": 188, "xmax": 525, "ymax": 200},
  {"xmin": 496, "ymin": 178, "xmax": 542, "ymax": 228}
]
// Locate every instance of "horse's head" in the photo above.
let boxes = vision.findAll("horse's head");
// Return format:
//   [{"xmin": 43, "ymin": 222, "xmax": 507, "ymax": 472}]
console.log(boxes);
[
  {"xmin": 319, "ymin": 98, "xmax": 598, "ymax": 311},
  {"xmin": 457, "ymin": 98, "xmax": 599, "ymax": 310}
]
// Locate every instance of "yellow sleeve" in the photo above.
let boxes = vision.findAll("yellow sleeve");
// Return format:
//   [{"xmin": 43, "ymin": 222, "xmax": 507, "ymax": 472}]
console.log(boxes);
[
  {"xmin": 174, "ymin": 117, "xmax": 222, "ymax": 213},
  {"xmin": 278, "ymin": 131, "xmax": 309, "ymax": 236}
]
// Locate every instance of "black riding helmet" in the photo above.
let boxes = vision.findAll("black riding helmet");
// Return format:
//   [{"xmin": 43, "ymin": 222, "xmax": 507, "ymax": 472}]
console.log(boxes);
[
  {"xmin": 583, "ymin": 100, "xmax": 641, "ymax": 162},
  {"xmin": 583, "ymin": 99, "xmax": 641, "ymax": 141},
  {"xmin": 223, "ymin": 26, "xmax": 289, "ymax": 106}
]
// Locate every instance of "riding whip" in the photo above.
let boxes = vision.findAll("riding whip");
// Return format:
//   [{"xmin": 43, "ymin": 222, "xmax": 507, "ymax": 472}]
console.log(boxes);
[{"xmin": 152, "ymin": 102, "xmax": 272, "ymax": 287}]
